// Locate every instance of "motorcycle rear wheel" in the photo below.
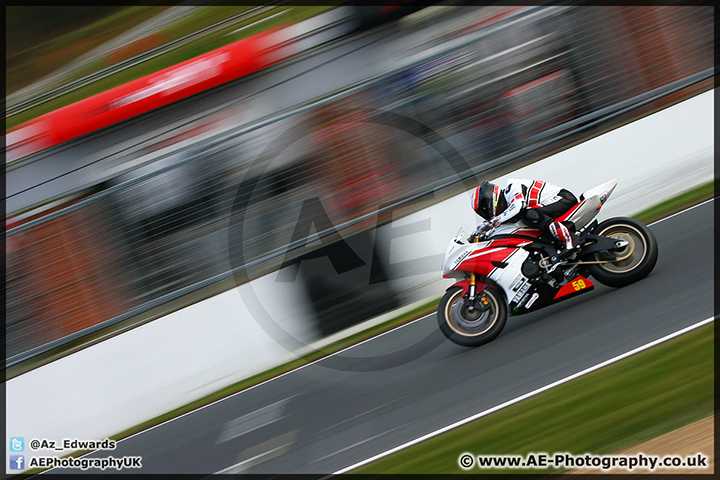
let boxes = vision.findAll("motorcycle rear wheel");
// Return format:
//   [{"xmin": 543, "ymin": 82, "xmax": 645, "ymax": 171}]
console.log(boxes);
[
  {"xmin": 437, "ymin": 285, "xmax": 507, "ymax": 347},
  {"xmin": 586, "ymin": 217, "xmax": 658, "ymax": 288}
]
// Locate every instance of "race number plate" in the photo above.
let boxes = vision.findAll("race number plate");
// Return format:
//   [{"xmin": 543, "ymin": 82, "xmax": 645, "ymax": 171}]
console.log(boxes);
[{"xmin": 553, "ymin": 275, "xmax": 594, "ymax": 300}]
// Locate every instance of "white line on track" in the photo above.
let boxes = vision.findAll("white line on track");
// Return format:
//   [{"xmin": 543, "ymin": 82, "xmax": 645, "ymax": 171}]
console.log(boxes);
[
  {"xmin": 332, "ymin": 315, "xmax": 715, "ymax": 474},
  {"xmin": 647, "ymin": 196, "xmax": 714, "ymax": 226}
]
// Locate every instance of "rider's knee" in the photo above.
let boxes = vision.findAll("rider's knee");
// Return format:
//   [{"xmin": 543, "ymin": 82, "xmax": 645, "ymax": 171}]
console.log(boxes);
[{"xmin": 523, "ymin": 208, "xmax": 545, "ymax": 228}]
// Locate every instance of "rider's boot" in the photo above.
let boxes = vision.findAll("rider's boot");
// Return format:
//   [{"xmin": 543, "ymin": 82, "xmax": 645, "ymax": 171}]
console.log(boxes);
[{"xmin": 548, "ymin": 222, "xmax": 581, "ymax": 265}]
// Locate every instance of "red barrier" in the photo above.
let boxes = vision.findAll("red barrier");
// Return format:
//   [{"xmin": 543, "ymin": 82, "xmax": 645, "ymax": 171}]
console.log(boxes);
[{"xmin": 7, "ymin": 29, "xmax": 285, "ymax": 161}]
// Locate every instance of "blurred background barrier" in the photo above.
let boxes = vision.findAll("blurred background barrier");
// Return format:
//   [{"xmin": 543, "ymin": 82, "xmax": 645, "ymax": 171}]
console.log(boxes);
[{"xmin": 4, "ymin": 5, "xmax": 714, "ymax": 367}]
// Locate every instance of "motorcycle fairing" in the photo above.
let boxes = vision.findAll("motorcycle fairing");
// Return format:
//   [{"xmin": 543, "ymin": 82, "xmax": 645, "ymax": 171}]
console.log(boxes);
[
  {"xmin": 443, "ymin": 231, "xmax": 597, "ymax": 315},
  {"xmin": 558, "ymin": 178, "xmax": 618, "ymax": 227},
  {"xmin": 553, "ymin": 275, "xmax": 594, "ymax": 300},
  {"xmin": 446, "ymin": 278, "xmax": 489, "ymax": 297},
  {"xmin": 455, "ymin": 246, "xmax": 526, "ymax": 278},
  {"xmin": 509, "ymin": 274, "xmax": 595, "ymax": 315}
]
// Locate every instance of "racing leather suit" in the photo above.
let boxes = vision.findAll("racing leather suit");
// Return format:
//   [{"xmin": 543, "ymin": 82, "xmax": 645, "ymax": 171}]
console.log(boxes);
[{"xmin": 489, "ymin": 178, "xmax": 578, "ymax": 250}]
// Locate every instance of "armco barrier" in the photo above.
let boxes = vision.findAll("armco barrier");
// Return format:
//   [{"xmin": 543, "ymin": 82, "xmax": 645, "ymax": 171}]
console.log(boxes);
[{"xmin": 5, "ymin": 90, "xmax": 713, "ymax": 458}]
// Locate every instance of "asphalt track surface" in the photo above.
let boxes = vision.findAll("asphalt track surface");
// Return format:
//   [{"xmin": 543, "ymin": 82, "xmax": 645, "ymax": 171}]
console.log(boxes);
[{"xmin": 47, "ymin": 200, "xmax": 714, "ymax": 475}]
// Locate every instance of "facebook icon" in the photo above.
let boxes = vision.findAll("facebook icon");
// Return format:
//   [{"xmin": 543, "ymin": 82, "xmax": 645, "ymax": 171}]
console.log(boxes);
[{"xmin": 9, "ymin": 455, "xmax": 25, "ymax": 470}]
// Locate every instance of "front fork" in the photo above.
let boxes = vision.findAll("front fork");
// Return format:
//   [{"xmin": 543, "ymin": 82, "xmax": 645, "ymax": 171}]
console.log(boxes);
[
  {"xmin": 466, "ymin": 235, "xmax": 491, "ymax": 312},
  {"xmin": 467, "ymin": 233, "xmax": 479, "ymax": 311},
  {"xmin": 467, "ymin": 273, "xmax": 477, "ymax": 311},
  {"xmin": 467, "ymin": 273, "xmax": 491, "ymax": 313}
]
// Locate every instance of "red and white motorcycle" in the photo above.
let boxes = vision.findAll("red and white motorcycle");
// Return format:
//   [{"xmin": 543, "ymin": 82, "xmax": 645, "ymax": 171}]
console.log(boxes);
[{"xmin": 438, "ymin": 178, "xmax": 658, "ymax": 346}]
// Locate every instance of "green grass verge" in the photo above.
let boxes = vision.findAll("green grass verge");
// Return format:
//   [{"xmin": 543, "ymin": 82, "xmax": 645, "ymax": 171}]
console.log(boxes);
[
  {"xmin": 633, "ymin": 180, "xmax": 716, "ymax": 225},
  {"xmin": 353, "ymin": 322, "xmax": 714, "ymax": 474}
]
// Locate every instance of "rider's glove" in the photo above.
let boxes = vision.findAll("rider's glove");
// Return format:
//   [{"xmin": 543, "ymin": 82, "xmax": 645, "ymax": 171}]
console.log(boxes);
[
  {"xmin": 473, "ymin": 221, "xmax": 491, "ymax": 239},
  {"xmin": 490, "ymin": 216, "xmax": 501, "ymax": 228}
]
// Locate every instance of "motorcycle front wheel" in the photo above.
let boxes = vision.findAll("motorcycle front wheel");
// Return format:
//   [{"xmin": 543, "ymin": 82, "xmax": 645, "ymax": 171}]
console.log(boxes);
[
  {"xmin": 437, "ymin": 285, "xmax": 507, "ymax": 347},
  {"xmin": 586, "ymin": 217, "xmax": 658, "ymax": 288}
]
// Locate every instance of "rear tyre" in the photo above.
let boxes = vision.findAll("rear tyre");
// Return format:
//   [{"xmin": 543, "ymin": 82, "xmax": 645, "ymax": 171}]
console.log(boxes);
[
  {"xmin": 586, "ymin": 217, "xmax": 658, "ymax": 288},
  {"xmin": 437, "ymin": 285, "xmax": 507, "ymax": 347}
]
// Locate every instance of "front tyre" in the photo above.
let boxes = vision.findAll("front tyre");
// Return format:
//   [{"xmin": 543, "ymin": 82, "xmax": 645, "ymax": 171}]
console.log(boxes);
[
  {"xmin": 438, "ymin": 285, "xmax": 507, "ymax": 347},
  {"xmin": 587, "ymin": 217, "xmax": 658, "ymax": 288}
]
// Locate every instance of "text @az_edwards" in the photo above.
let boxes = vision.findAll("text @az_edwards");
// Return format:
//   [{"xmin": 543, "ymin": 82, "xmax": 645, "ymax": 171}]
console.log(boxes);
[{"xmin": 28, "ymin": 437, "xmax": 117, "ymax": 451}]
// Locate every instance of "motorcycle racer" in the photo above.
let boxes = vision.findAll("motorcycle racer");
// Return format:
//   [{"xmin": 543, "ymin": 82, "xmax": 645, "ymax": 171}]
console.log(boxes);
[
  {"xmin": 471, "ymin": 179, "xmax": 580, "ymax": 261},
  {"xmin": 441, "ymin": 177, "xmax": 659, "ymax": 346}
]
